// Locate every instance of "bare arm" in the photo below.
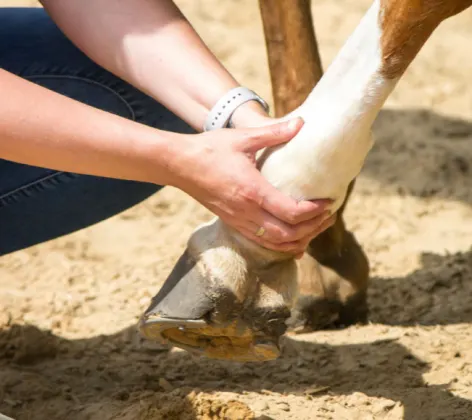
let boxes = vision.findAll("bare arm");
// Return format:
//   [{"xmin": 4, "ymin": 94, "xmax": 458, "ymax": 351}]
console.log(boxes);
[
  {"xmin": 0, "ymin": 69, "xmax": 179, "ymax": 185},
  {"xmin": 0, "ymin": 2, "xmax": 332, "ymax": 254},
  {"xmin": 0, "ymin": 69, "xmax": 330, "ymax": 254},
  {"xmin": 40, "ymin": 0, "xmax": 268, "ymax": 130}
]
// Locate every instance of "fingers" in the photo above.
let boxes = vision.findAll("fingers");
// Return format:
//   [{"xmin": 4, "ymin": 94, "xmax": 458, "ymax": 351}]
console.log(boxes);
[
  {"xmin": 229, "ymin": 119, "xmax": 332, "ymax": 226},
  {"xmin": 260, "ymin": 182, "xmax": 332, "ymax": 225},
  {"xmin": 236, "ymin": 225, "xmax": 307, "ymax": 255},
  {"xmin": 284, "ymin": 210, "xmax": 334, "ymax": 242},
  {"xmin": 313, "ymin": 213, "xmax": 337, "ymax": 238},
  {"xmin": 283, "ymin": 213, "xmax": 337, "ymax": 253},
  {"xmin": 237, "ymin": 216, "xmax": 336, "ymax": 254},
  {"xmin": 252, "ymin": 209, "xmax": 332, "ymax": 245},
  {"xmin": 226, "ymin": 212, "xmax": 337, "ymax": 255},
  {"xmin": 238, "ymin": 117, "xmax": 304, "ymax": 154}
]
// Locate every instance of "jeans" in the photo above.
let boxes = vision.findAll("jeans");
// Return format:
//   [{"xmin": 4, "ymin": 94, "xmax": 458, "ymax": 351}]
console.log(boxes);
[{"xmin": 0, "ymin": 8, "xmax": 194, "ymax": 257}]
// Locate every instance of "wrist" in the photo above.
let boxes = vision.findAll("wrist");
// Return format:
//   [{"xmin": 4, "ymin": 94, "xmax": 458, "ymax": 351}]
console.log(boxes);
[
  {"xmin": 129, "ymin": 124, "xmax": 186, "ymax": 186},
  {"xmin": 204, "ymin": 87, "xmax": 272, "ymax": 131},
  {"xmin": 229, "ymin": 100, "xmax": 273, "ymax": 129}
]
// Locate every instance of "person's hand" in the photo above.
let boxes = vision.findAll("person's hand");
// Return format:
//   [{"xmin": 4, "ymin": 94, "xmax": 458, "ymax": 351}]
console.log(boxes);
[{"xmin": 172, "ymin": 118, "xmax": 335, "ymax": 256}]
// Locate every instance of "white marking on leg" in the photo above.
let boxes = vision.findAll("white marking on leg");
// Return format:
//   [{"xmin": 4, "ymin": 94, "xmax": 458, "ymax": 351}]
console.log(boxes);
[{"xmin": 259, "ymin": 0, "xmax": 399, "ymax": 211}]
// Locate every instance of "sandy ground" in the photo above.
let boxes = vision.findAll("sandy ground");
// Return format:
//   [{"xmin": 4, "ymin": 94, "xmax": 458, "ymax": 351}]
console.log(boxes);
[{"xmin": 2, "ymin": 1, "xmax": 472, "ymax": 419}]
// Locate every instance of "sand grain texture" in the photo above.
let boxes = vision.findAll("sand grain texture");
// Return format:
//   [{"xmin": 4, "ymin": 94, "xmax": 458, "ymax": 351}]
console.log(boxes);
[{"xmin": 1, "ymin": 1, "xmax": 472, "ymax": 419}]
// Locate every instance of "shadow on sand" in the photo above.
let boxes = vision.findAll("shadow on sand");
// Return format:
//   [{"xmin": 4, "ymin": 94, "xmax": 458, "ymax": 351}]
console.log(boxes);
[{"xmin": 2, "ymin": 108, "xmax": 472, "ymax": 420}]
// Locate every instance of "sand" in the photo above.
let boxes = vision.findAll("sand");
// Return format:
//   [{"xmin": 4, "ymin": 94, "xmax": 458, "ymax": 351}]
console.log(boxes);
[{"xmin": 1, "ymin": 1, "xmax": 472, "ymax": 419}]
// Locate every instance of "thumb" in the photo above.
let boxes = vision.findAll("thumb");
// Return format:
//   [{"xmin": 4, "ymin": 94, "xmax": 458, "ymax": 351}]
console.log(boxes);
[{"xmin": 240, "ymin": 117, "xmax": 304, "ymax": 154}]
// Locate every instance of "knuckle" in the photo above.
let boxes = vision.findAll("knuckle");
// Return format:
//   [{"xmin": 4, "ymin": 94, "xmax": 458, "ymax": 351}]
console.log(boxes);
[
  {"xmin": 273, "ymin": 226, "xmax": 295, "ymax": 243},
  {"xmin": 247, "ymin": 130, "xmax": 265, "ymax": 145},
  {"xmin": 268, "ymin": 125, "xmax": 282, "ymax": 139},
  {"xmin": 239, "ymin": 131, "xmax": 255, "ymax": 147},
  {"xmin": 241, "ymin": 185, "xmax": 261, "ymax": 204},
  {"xmin": 231, "ymin": 195, "xmax": 247, "ymax": 212},
  {"xmin": 233, "ymin": 184, "xmax": 259, "ymax": 207},
  {"xmin": 266, "ymin": 233, "xmax": 284, "ymax": 245}
]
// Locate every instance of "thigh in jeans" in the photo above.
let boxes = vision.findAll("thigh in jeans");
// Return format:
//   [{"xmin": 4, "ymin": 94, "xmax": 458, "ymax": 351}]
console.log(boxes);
[{"xmin": 0, "ymin": 8, "xmax": 195, "ymax": 257}]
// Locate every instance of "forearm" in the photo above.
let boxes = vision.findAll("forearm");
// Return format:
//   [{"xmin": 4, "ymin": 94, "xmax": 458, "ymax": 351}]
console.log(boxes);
[
  {"xmin": 0, "ymin": 70, "xmax": 181, "ymax": 185},
  {"xmin": 40, "ymin": 0, "xmax": 269, "ymax": 130}
]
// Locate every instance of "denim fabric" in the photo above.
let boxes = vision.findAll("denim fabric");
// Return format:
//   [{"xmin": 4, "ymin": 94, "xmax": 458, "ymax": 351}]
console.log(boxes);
[{"xmin": 0, "ymin": 8, "xmax": 195, "ymax": 256}]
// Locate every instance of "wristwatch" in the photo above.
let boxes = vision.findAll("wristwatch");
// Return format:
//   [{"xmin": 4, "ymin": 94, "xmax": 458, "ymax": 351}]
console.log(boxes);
[{"xmin": 203, "ymin": 86, "xmax": 269, "ymax": 132}]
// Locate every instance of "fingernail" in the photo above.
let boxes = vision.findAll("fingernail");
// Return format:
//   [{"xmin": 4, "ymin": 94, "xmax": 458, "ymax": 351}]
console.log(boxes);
[{"xmin": 287, "ymin": 118, "xmax": 301, "ymax": 132}]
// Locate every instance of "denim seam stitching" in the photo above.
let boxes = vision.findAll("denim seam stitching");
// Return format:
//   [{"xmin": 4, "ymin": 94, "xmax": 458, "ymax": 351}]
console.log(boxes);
[
  {"xmin": 25, "ymin": 74, "xmax": 136, "ymax": 120},
  {"xmin": 0, "ymin": 171, "xmax": 68, "ymax": 202}
]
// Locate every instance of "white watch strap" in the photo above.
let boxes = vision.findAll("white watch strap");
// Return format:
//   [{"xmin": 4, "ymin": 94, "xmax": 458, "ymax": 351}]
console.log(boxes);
[{"xmin": 203, "ymin": 87, "xmax": 269, "ymax": 132}]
